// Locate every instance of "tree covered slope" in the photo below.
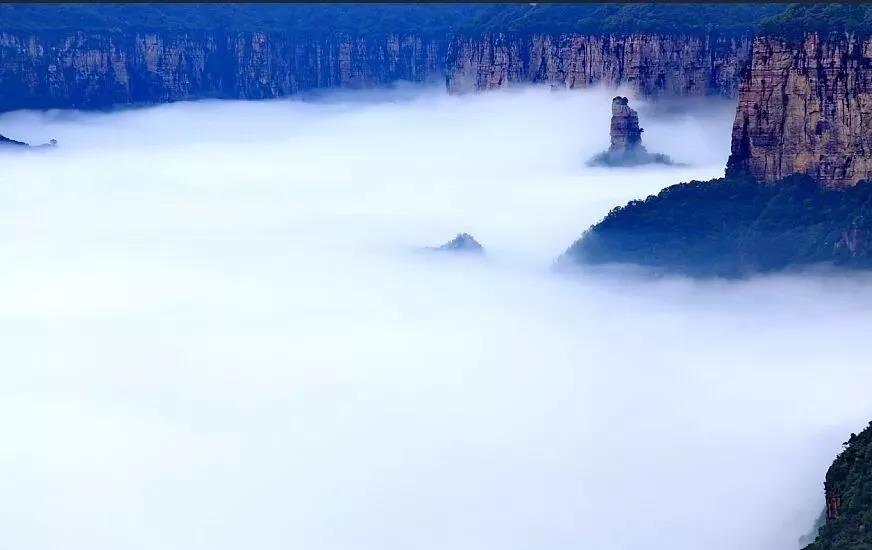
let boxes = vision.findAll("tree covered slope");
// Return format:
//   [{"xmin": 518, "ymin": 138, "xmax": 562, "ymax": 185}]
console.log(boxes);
[
  {"xmin": 804, "ymin": 422, "xmax": 872, "ymax": 550},
  {"xmin": 561, "ymin": 176, "xmax": 872, "ymax": 278}
]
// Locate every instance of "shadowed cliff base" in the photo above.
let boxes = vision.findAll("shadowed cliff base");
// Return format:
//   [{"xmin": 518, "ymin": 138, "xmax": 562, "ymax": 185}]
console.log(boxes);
[{"xmin": 559, "ymin": 175, "xmax": 872, "ymax": 279}]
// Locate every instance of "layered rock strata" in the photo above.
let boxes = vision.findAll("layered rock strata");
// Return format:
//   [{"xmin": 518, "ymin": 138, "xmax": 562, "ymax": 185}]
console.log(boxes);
[
  {"xmin": 0, "ymin": 30, "xmax": 752, "ymax": 111},
  {"xmin": 727, "ymin": 34, "xmax": 872, "ymax": 188},
  {"xmin": 588, "ymin": 96, "xmax": 673, "ymax": 166},
  {"xmin": 0, "ymin": 32, "xmax": 447, "ymax": 110},
  {"xmin": 445, "ymin": 33, "xmax": 753, "ymax": 97}
]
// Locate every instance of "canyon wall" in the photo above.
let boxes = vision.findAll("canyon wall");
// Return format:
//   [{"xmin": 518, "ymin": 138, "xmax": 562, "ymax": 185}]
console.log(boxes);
[
  {"xmin": 0, "ymin": 30, "xmax": 751, "ymax": 111},
  {"xmin": 0, "ymin": 31, "xmax": 446, "ymax": 110},
  {"xmin": 727, "ymin": 34, "xmax": 872, "ymax": 188},
  {"xmin": 445, "ymin": 33, "xmax": 752, "ymax": 98}
]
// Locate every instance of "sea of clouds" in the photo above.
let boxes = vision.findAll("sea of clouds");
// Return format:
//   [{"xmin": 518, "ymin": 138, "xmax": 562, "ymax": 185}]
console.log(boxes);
[{"xmin": 1, "ymin": 85, "xmax": 871, "ymax": 550}]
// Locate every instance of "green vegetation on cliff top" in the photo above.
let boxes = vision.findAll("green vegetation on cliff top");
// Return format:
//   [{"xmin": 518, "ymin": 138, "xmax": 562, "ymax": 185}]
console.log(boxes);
[
  {"xmin": 758, "ymin": 4, "xmax": 872, "ymax": 40},
  {"xmin": 563, "ymin": 175, "xmax": 872, "ymax": 278},
  {"xmin": 0, "ymin": 3, "xmax": 785, "ymax": 36},
  {"xmin": 5, "ymin": 4, "xmax": 871, "ymax": 40},
  {"xmin": 804, "ymin": 421, "xmax": 872, "ymax": 550}
]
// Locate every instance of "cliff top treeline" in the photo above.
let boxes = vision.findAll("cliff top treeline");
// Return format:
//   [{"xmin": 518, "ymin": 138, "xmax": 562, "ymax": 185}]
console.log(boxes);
[
  {"xmin": 758, "ymin": 3, "xmax": 872, "ymax": 40},
  {"xmin": 0, "ymin": 3, "xmax": 786, "ymax": 36}
]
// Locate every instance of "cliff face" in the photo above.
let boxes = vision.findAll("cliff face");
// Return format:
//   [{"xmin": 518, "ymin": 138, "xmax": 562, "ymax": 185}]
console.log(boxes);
[
  {"xmin": 0, "ymin": 31, "xmax": 446, "ymax": 110},
  {"xmin": 0, "ymin": 30, "xmax": 753, "ymax": 110},
  {"xmin": 445, "ymin": 33, "xmax": 753, "ymax": 98},
  {"xmin": 727, "ymin": 34, "xmax": 872, "ymax": 188}
]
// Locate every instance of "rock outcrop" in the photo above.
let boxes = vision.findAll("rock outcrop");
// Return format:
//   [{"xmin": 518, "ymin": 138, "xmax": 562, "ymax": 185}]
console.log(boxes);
[
  {"xmin": 446, "ymin": 33, "xmax": 753, "ymax": 98},
  {"xmin": 588, "ymin": 96, "xmax": 673, "ymax": 167},
  {"xmin": 726, "ymin": 34, "xmax": 872, "ymax": 188},
  {"xmin": 428, "ymin": 233, "xmax": 484, "ymax": 254},
  {"xmin": 609, "ymin": 96, "xmax": 644, "ymax": 152}
]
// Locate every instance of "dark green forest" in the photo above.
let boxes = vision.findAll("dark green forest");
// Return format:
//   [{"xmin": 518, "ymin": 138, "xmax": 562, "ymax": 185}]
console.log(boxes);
[
  {"xmin": 563, "ymin": 175, "xmax": 872, "ymax": 278},
  {"xmin": 3, "ymin": 4, "xmax": 871, "ymax": 39},
  {"xmin": 758, "ymin": 3, "xmax": 872, "ymax": 40},
  {"xmin": 0, "ymin": 3, "xmax": 785, "ymax": 36},
  {"xmin": 804, "ymin": 422, "xmax": 872, "ymax": 550}
]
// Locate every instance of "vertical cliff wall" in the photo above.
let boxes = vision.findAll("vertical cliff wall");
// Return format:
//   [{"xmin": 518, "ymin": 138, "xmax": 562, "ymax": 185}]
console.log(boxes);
[
  {"xmin": 727, "ymin": 34, "xmax": 872, "ymax": 188},
  {"xmin": 0, "ymin": 31, "xmax": 447, "ymax": 110},
  {"xmin": 445, "ymin": 33, "xmax": 752, "ymax": 98},
  {"xmin": 0, "ymin": 30, "xmax": 755, "ymax": 111}
]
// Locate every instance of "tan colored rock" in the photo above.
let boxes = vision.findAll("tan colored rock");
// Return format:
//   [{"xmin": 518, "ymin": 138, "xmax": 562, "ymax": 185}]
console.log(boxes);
[
  {"xmin": 727, "ymin": 34, "xmax": 872, "ymax": 188},
  {"xmin": 445, "ymin": 33, "xmax": 752, "ymax": 98},
  {"xmin": 609, "ymin": 96, "xmax": 644, "ymax": 154},
  {"xmin": 0, "ymin": 30, "xmax": 752, "ymax": 110},
  {"xmin": 588, "ymin": 96, "xmax": 673, "ymax": 167},
  {"xmin": 0, "ymin": 31, "xmax": 448, "ymax": 110}
]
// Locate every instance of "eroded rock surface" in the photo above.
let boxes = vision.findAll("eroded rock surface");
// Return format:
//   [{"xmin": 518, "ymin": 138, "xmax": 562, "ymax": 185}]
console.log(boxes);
[
  {"xmin": 726, "ymin": 34, "xmax": 872, "ymax": 188},
  {"xmin": 588, "ymin": 96, "xmax": 673, "ymax": 167},
  {"xmin": 0, "ymin": 30, "xmax": 753, "ymax": 111},
  {"xmin": 446, "ymin": 33, "xmax": 752, "ymax": 98},
  {"xmin": 0, "ymin": 32, "xmax": 447, "ymax": 111}
]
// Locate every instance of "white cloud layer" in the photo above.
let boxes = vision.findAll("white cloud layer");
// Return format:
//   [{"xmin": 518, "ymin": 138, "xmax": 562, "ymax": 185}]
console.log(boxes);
[{"xmin": 0, "ymin": 85, "xmax": 870, "ymax": 550}]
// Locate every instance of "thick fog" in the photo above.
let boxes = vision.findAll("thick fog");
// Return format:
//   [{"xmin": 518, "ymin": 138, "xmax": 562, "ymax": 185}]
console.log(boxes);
[{"xmin": 1, "ymin": 85, "xmax": 871, "ymax": 550}]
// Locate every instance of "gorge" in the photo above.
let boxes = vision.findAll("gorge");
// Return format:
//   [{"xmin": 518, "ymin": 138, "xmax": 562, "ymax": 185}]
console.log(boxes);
[
  {"xmin": 3, "ymin": 5, "xmax": 872, "ymax": 550},
  {"xmin": 2, "ymin": 81, "xmax": 864, "ymax": 550},
  {"xmin": 4, "ymin": 4, "xmax": 872, "ymax": 277}
]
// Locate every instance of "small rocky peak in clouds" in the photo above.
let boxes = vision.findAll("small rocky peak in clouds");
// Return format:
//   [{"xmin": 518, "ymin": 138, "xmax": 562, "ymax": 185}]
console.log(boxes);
[
  {"xmin": 428, "ymin": 233, "xmax": 485, "ymax": 254},
  {"xmin": 0, "ymin": 133, "xmax": 57, "ymax": 149}
]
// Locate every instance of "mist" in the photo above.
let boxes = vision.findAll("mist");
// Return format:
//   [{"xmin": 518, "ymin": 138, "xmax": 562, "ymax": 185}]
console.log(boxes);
[{"xmin": 1, "ymin": 85, "xmax": 870, "ymax": 550}]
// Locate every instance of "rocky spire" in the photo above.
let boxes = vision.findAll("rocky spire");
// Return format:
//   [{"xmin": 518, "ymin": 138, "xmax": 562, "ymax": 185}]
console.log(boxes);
[
  {"xmin": 588, "ymin": 96, "xmax": 674, "ymax": 167},
  {"xmin": 609, "ymin": 96, "xmax": 645, "ymax": 154}
]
